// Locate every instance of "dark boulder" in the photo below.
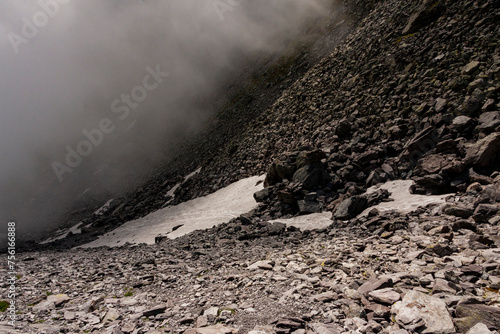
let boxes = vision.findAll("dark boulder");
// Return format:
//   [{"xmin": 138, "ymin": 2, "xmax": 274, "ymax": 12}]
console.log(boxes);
[
  {"xmin": 333, "ymin": 195, "xmax": 368, "ymax": 220},
  {"xmin": 292, "ymin": 164, "xmax": 325, "ymax": 190},
  {"xmin": 402, "ymin": 0, "xmax": 445, "ymax": 35},
  {"xmin": 464, "ymin": 133, "xmax": 500, "ymax": 168}
]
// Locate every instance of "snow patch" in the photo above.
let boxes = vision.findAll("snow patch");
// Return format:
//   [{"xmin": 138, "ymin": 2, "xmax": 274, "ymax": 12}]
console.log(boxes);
[
  {"xmin": 80, "ymin": 175, "xmax": 264, "ymax": 248},
  {"xmin": 40, "ymin": 222, "xmax": 83, "ymax": 244},
  {"xmin": 94, "ymin": 199, "xmax": 114, "ymax": 215},
  {"xmin": 270, "ymin": 212, "xmax": 332, "ymax": 231},
  {"xmin": 267, "ymin": 180, "xmax": 451, "ymax": 231},
  {"xmin": 358, "ymin": 180, "xmax": 451, "ymax": 216},
  {"xmin": 165, "ymin": 167, "xmax": 202, "ymax": 202}
]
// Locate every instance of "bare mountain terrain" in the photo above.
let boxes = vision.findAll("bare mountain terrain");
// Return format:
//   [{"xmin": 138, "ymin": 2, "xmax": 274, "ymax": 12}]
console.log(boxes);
[{"xmin": 2, "ymin": 0, "xmax": 500, "ymax": 333}]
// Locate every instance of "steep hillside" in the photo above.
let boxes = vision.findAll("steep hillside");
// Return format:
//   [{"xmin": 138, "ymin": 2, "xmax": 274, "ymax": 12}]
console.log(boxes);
[
  {"xmin": 5, "ymin": 0, "xmax": 500, "ymax": 333},
  {"xmin": 29, "ymin": 0, "xmax": 380, "ymax": 249},
  {"xmin": 43, "ymin": 0, "xmax": 500, "ymax": 249}
]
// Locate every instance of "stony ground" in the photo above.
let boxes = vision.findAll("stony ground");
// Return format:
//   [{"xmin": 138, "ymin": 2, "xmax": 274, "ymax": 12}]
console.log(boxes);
[{"xmin": 2, "ymin": 181, "xmax": 500, "ymax": 333}]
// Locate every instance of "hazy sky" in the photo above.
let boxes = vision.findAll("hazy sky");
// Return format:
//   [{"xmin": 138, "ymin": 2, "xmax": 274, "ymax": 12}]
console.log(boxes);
[{"xmin": 0, "ymin": 0, "xmax": 333, "ymax": 239}]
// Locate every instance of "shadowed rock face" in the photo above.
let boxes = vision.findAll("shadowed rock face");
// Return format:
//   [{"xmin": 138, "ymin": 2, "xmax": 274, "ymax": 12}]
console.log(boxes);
[{"xmin": 402, "ymin": 0, "xmax": 445, "ymax": 35}]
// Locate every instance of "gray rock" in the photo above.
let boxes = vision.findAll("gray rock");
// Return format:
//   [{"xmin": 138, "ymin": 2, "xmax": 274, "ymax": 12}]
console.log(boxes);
[
  {"xmin": 142, "ymin": 304, "xmax": 167, "ymax": 317},
  {"xmin": 248, "ymin": 260, "xmax": 274, "ymax": 271},
  {"xmin": 310, "ymin": 291, "xmax": 336, "ymax": 302},
  {"xmin": 254, "ymin": 187, "xmax": 273, "ymax": 203},
  {"xmin": 435, "ymin": 98, "xmax": 448, "ymax": 112},
  {"xmin": 368, "ymin": 288, "xmax": 401, "ymax": 305},
  {"xmin": 431, "ymin": 278, "xmax": 457, "ymax": 294},
  {"xmin": 335, "ymin": 118, "xmax": 351, "ymax": 138},
  {"xmin": 293, "ymin": 164, "xmax": 324, "ymax": 190},
  {"xmin": 402, "ymin": 0, "xmax": 444, "ymax": 34},
  {"xmin": 472, "ymin": 204, "xmax": 500, "ymax": 224},
  {"xmin": 392, "ymin": 290, "xmax": 455, "ymax": 333},
  {"xmin": 479, "ymin": 111, "xmax": 500, "ymax": 133},
  {"xmin": 455, "ymin": 304, "xmax": 500, "ymax": 333},
  {"xmin": 357, "ymin": 277, "xmax": 393, "ymax": 295},
  {"xmin": 333, "ymin": 196, "xmax": 368, "ymax": 220},
  {"xmin": 443, "ymin": 205, "xmax": 473, "ymax": 218},
  {"xmin": 463, "ymin": 61, "xmax": 481, "ymax": 74},
  {"xmin": 464, "ymin": 133, "xmax": 500, "ymax": 168},
  {"xmin": 307, "ymin": 323, "xmax": 343, "ymax": 334},
  {"xmin": 297, "ymin": 200, "xmax": 322, "ymax": 214},
  {"xmin": 463, "ymin": 89, "xmax": 486, "ymax": 115},
  {"xmin": 465, "ymin": 323, "xmax": 493, "ymax": 334}
]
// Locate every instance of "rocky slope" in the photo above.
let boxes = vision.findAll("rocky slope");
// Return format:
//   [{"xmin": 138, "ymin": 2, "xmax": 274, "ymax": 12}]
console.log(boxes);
[
  {"xmin": 41, "ymin": 0, "xmax": 500, "ymax": 248},
  {"xmin": 3, "ymin": 0, "xmax": 500, "ymax": 333}
]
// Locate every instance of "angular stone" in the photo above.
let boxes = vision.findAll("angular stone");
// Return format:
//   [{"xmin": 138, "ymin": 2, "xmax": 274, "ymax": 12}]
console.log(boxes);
[
  {"xmin": 414, "ymin": 154, "xmax": 462, "ymax": 176},
  {"xmin": 392, "ymin": 290, "xmax": 455, "ymax": 333},
  {"xmin": 479, "ymin": 111, "xmax": 500, "ymax": 132},
  {"xmin": 295, "ymin": 150, "xmax": 327, "ymax": 168},
  {"xmin": 248, "ymin": 260, "xmax": 274, "ymax": 271},
  {"xmin": 333, "ymin": 196, "xmax": 368, "ymax": 220},
  {"xmin": 452, "ymin": 116, "xmax": 475, "ymax": 132},
  {"xmin": 402, "ymin": 0, "xmax": 444, "ymax": 34},
  {"xmin": 276, "ymin": 317, "xmax": 305, "ymax": 330},
  {"xmin": 428, "ymin": 243, "xmax": 454, "ymax": 257},
  {"xmin": 286, "ymin": 261, "xmax": 309, "ymax": 274},
  {"xmin": 310, "ymin": 291, "xmax": 336, "ymax": 303},
  {"xmin": 435, "ymin": 98, "xmax": 448, "ymax": 112},
  {"xmin": 297, "ymin": 200, "xmax": 321, "ymax": 214},
  {"xmin": 402, "ymin": 126, "xmax": 438, "ymax": 161},
  {"xmin": 463, "ymin": 89, "xmax": 486, "ymax": 115},
  {"xmin": 365, "ymin": 303, "xmax": 390, "ymax": 318},
  {"xmin": 197, "ymin": 315, "xmax": 209, "ymax": 328},
  {"xmin": 358, "ymin": 277, "xmax": 393, "ymax": 295},
  {"xmin": 187, "ymin": 324, "xmax": 238, "ymax": 334},
  {"xmin": 443, "ymin": 205, "xmax": 473, "ymax": 218},
  {"xmin": 464, "ymin": 133, "xmax": 500, "ymax": 168},
  {"xmin": 142, "ymin": 304, "xmax": 167, "ymax": 317},
  {"xmin": 307, "ymin": 323, "xmax": 343, "ymax": 334},
  {"xmin": 432, "ymin": 278, "xmax": 457, "ymax": 294},
  {"xmin": 204, "ymin": 307, "xmax": 219, "ymax": 317},
  {"xmin": 102, "ymin": 308, "xmax": 121, "ymax": 324},
  {"xmin": 335, "ymin": 118, "xmax": 351, "ymax": 138},
  {"xmin": 293, "ymin": 164, "xmax": 324, "ymax": 190},
  {"xmin": 33, "ymin": 294, "xmax": 70, "ymax": 312},
  {"xmin": 465, "ymin": 323, "xmax": 493, "ymax": 334},
  {"xmin": 472, "ymin": 204, "xmax": 499, "ymax": 224},
  {"xmin": 254, "ymin": 187, "xmax": 273, "ymax": 203},
  {"xmin": 455, "ymin": 304, "xmax": 500, "ymax": 333},
  {"xmin": 463, "ymin": 61, "xmax": 481, "ymax": 74},
  {"xmin": 368, "ymin": 288, "xmax": 401, "ymax": 305}
]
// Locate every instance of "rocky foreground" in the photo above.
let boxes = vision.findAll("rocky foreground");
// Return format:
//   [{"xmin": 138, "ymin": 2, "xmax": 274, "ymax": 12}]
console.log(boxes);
[{"xmin": 3, "ymin": 183, "xmax": 500, "ymax": 334}]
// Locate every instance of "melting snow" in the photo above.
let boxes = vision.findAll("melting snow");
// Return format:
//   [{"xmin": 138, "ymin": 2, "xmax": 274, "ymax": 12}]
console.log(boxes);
[
  {"xmin": 80, "ymin": 175, "xmax": 264, "ymax": 248},
  {"xmin": 165, "ymin": 167, "xmax": 202, "ymax": 202},
  {"xmin": 270, "ymin": 212, "xmax": 333, "ymax": 231},
  {"xmin": 358, "ymin": 180, "xmax": 451, "ymax": 216},
  {"xmin": 94, "ymin": 199, "xmax": 114, "ymax": 215},
  {"xmin": 74, "ymin": 178, "xmax": 451, "ymax": 248},
  {"xmin": 269, "ymin": 180, "xmax": 451, "ymax": 230},
  {"xmin": 40, "ymin": 222, "xmax": 83, "ymax": 244}
]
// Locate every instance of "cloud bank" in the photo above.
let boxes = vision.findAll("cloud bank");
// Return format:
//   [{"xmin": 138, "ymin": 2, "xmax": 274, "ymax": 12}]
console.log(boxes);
[{"xmin": 0, "ymin": 0, "xmax": 334, "ymax": 239}]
